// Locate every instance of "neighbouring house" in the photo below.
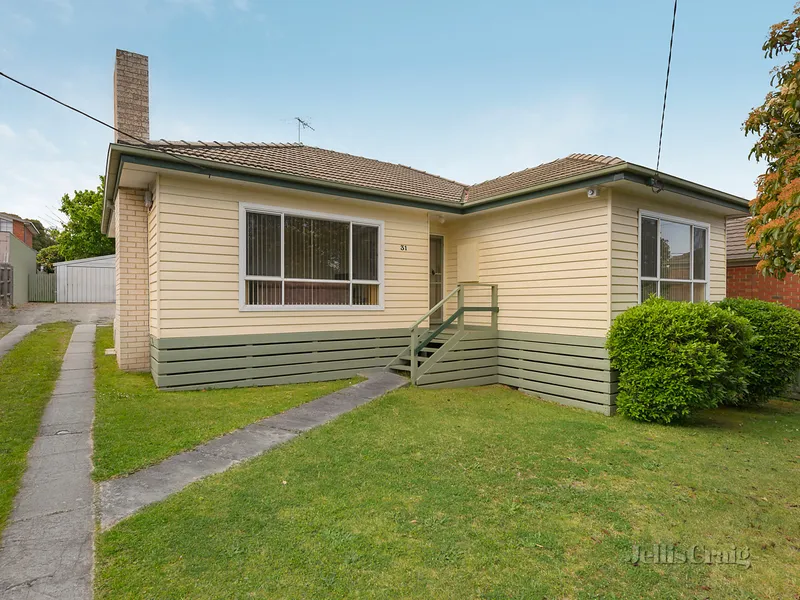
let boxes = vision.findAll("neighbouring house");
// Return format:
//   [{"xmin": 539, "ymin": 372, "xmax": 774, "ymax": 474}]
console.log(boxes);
[
  {"xmin": 0, "ymin": 212, "xmax": 38, "ymax": 248},
  {"xmin": 102, "ymin": 49, "xmax": 749, "ymax": 415},
  {"xmin": 0, "ymin": 227, "xmax": 37, "ymax": 306},
  {"xmin": 726, "ymin": 215, "xmax": 800, "ymax": 309}
]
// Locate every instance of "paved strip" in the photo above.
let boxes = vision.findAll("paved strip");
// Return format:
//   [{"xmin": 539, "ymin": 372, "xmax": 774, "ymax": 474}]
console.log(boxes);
[
  {"xmin": 0, "ymin": 324, "xmax": 96, "ymax": 600},
  {"xmin": 99, "ymin": 370, "xmax": 408, "ymax": 530},
  {"xmin": 0, "ymin": 325, "xmax": 37, "ymax": 360}
]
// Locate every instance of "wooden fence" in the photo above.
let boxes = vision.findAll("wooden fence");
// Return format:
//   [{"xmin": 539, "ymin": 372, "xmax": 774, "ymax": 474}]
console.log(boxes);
[
  {"xmin": 29, "ymin": 272, "xmax": 56, "ymax": 302},
  {"xmin": 0, "ymin": 264, "xmax": 12, "ymax": 307}
]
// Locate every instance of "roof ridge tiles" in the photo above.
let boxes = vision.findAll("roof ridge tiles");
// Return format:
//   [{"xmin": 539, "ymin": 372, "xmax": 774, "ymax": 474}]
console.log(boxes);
[
  {"xmin": 145, "ymin": 140, "xmax": 305, "ymax": 148},
  {"xmin": 565, "ymin": 153, "xmax": 624, "ymax": 166}
]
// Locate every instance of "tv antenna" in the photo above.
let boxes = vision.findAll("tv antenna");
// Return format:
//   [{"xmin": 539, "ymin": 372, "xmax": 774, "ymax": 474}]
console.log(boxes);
[{"xmin": 294, "ymin": 117, "xmax": 315, "ymax": 143}]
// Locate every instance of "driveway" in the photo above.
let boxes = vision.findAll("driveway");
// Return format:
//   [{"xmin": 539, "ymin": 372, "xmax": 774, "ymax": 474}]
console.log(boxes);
[{"xmin": 0, "ymin": 302, "xmax": 114, "ymax": 326}]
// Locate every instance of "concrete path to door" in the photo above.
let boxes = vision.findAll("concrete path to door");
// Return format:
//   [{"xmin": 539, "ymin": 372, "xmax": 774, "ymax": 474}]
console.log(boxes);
[
  {"xmin": 0, "ymin": 325, "xmax": 37, "ymax": 360},
  {"xmin": 99, "ymin": 370, "xmax": 408, "ymax": 530},
  {"xmin": 0, "ymin": 324, "xmax": 96, "ymax": 600}
]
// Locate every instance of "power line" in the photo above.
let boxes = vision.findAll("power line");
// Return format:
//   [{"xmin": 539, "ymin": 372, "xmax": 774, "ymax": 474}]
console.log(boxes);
[
  {"xmin": 44, "ymin": 206, "xmax": 66, "ymax": 227},
  {"xmin": 0, "ymin": 70, "xmax": 211, "ymax": 175},
  {"xmin": 652, "ymin": 0, "xmax": 678, "ymax": 193}
]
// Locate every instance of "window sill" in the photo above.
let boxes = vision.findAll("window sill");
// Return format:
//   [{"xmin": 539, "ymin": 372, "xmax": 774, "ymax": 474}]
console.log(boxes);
[{"xmin": 239, "ymin": 304, "xmax": 385, "ymax": 312}]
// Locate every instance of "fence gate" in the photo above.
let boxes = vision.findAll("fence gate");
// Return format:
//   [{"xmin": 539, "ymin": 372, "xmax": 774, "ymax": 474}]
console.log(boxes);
[
  {"xmin": 29, "ymin": 272, "xmax": 56, "ymax": 302},
  {"xmin": 0, "ymin": 264, "xmax": 12, "ymax": 308}
]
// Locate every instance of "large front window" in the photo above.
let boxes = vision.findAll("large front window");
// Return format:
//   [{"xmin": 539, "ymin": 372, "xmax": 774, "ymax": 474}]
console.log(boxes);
[
  {"xmin": 640, "ymin": 212, "xmax": 708, "ymax": 303},
  {"xmin": 240, "ymin": 205, "xmax": 382, "ymax": 309}
]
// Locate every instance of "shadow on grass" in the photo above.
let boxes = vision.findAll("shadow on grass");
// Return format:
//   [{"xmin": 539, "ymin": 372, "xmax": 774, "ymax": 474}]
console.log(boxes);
[{"xmin": 684, "ymin": 399, "xmax": 800, "ymax": 431}]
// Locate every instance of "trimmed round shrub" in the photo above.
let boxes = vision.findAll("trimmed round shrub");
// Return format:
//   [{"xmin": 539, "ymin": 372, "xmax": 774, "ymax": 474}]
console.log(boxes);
[
  {"xmin": 606, "ymin": 297, "xmax": 753, "ymax": 424},
  {"xmin": 717, "ymin": 298, "xmax": 800, "ymax": 404}
]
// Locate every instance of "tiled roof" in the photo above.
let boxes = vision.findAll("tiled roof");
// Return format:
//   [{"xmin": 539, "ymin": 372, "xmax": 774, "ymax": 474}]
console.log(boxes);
[
  {"xmin": 726, "ymin": 215, "xmax": 757, "ymax": 263},
  {"xmin": 135, "ymin": 142, "xmax": 629, "ymax": 205},
  {"xmin": 0, "ymin": 212, "xmax": 37, "ymax": 232},
  {"xmin": 468, "ymin": 153, "xmax": 624, "ymax": 202},
  {"xmin": 142, "ymin": 141, "xmax": 468, "ymax": 203}
]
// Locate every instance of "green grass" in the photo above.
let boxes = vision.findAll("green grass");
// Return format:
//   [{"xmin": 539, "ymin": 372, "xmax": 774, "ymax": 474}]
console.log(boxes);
[
  {"xmin": 0, "ymin": 322, "xmax": 14, "ymax": 339},
  {"xmin": 0, "ymin": 322, "xmax": 73, "ymax": 533},
  {"xmin": 93, "ymin": 326, "xmax": 362, "ymax": 481},
  {"xmin": 96, "ymin": 385, "xmax": 800, "ymax": 599}
]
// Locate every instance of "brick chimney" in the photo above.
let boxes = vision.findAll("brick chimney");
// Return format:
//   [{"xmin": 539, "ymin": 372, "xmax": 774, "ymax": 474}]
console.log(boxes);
[{"xmin": 113, "ymin": 49, "xmax": 149, "ymax": 143}]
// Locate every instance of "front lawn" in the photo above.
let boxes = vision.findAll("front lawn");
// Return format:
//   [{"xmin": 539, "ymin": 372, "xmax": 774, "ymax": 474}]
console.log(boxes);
[
  {"xmin": 93, "ymin": 326, "xmax": 362, "ymax": 480},
  {"xmin": 0, "ymin": 322, "xmax": 14, "ymax": 339},
  {"xmin": 96, "ymin": 385, "xmax": 800, "ymax": 599},
  {"xmin": 0, "ymin": 322, "xmax": 73, "ymax": 533}
]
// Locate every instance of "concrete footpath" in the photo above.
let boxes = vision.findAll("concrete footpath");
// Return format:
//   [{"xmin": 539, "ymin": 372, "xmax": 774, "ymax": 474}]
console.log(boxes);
[
  {"xmin": 0, "ymin": 324, "xmax": 96, "ymax": 600},
  {"xmin": 100, "ymin": 370, "xmax": 408, "ymax": 530},
  {"xmin": 0, "ymin": 325, "xmax": 37, "ymax": 361}
]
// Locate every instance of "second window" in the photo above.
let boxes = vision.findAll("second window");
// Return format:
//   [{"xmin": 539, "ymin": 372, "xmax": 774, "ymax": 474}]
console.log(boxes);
[{"xmin": 640, "ymin": 213, "xmax": 708, "ymax": 303}]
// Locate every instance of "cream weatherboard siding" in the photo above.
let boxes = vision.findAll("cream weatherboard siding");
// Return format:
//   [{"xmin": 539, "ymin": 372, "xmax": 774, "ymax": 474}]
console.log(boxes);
[
  {"xmin": 609, "ymin": 190, "xmax": 727, "ymax": 320},
  {"xmin": 114, "ymin": 171, "xmax": 737, "ymax": 409},
  {"xmin": 153, "ymin": 174, "xmax": 430, "ymax": 339},
  {"xmin": 436, "ymin": 191, "xmax": 613, "ymax": 337}
]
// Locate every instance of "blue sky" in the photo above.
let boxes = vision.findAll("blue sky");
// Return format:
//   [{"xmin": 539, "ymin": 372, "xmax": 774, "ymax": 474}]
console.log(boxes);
[{"xmin": 0, "ymin": 0, "xmax": 793, "ymax": 227}]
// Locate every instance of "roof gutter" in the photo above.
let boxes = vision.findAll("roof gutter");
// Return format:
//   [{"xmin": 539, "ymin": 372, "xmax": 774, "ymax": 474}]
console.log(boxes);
[
  {"xmin": 460, "ymin": 162, "xmax": 750, "ymax": 214},
  {"xmin": 462, "ymin": 168, "xmax": 629, "ymax": 214},
  {"xmin": 101, "ymin": 144, "xmax": 121, "ymax": 235},
  {"xmin": 621, "ymin": 163, "xmax": 750, "ymax": 212},
  {"xmin": 102, "ymin": 146, "xmax": 750, "ymax": 234},
  {"xmin": 102, "ymin": 144, "xmax": 464, "ymax": 235}
]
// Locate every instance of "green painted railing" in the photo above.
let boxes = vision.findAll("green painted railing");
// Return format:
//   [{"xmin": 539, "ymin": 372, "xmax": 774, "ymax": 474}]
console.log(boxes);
[
  {"xmin": 415, "ymin": 306, "xmax": 498, "ymax": 354},
  {"xmin": 395, "ymin": 283, "xmax": 498, "ymax": 384}
]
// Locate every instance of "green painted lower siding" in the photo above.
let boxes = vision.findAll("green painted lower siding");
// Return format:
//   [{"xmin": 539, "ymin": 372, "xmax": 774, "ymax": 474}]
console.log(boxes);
[
  {"xmin": 416, "ymin": 330, "xmax": 498, "ymax": 389},
  {"xmin": 495, "ymin": 331, "xmax": 616, "ymax": 416},
  {"xmin": 150, "ymin": 328, "xmax": 617, "ymax": 415},
  {"xmin": 415, "ymin": 329, "xmax": 615, "ymax": 415},
  {"xmin": 150, "ymin": 329, "xmax": 410, "ymax": 391}
]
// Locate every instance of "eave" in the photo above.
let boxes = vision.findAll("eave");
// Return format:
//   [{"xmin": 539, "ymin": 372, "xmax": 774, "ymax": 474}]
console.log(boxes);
[{"xmin": 101, "ymin": 144, "xmax": 750, "ymax": 235}]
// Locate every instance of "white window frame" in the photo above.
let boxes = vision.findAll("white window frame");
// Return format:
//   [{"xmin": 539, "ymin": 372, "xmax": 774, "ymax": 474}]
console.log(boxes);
[
  {"xmin": 0, "ymin": 218, "xmax": 12, "ymax": 233},
  {"xmin": 239, "ymin": 202, "xmax": 385, "ymax": 311},
  {"xmin": 638, "ymin": 210, "xmax": 711, "ymax": 304}
]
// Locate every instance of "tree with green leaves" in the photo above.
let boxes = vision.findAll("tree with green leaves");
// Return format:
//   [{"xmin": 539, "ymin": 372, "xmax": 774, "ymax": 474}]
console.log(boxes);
[
  {"xmin": 36, "ymin": 245, "xmax": 63, "ymax": 273},
  {"xmin": 26, "ymin": 218, "xmax": 59, "ymax": 253},
  {"xmin": 57, "ymin": 176, "xmax": 114, "ymax": 261},
  {"xmin": 745, "ymin": 2, "xmax": 800, "ymax": 278}
]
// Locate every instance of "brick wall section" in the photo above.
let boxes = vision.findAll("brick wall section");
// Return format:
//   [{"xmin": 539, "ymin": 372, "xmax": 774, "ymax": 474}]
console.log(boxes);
[
  {"xmin": 113, "ymin": 50, "xmax": 149, "ymax": 143},
  {"xmin": 12, "ymin": 220, "xmax": 32, "ymax": 247},
  {"xmin": 727, "ymin": 263, "xmax": 800, "ymax": 309},
  {"xmin": 115, "ymin": 187, "xmax": 150, "ymax": 371}
]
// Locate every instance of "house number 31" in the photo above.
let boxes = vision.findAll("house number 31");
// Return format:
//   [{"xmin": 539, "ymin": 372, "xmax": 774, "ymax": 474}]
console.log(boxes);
[{"xmin": 400, "ymin": 245, "xmax": 408, "ymax": 251}]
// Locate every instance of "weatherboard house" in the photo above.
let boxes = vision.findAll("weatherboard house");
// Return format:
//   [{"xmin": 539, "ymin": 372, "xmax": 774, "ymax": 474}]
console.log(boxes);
[{"xmin": 103, "ymin": 50, "xmax": 749, "ymax": 415}]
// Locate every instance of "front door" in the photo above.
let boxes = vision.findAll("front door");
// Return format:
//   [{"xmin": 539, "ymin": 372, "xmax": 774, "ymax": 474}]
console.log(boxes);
[{"xmin": 429, "ymin": 235, "xmax": 444, "ymax": 325}]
